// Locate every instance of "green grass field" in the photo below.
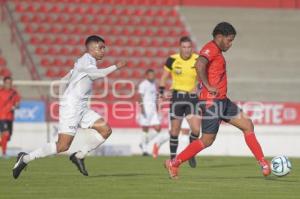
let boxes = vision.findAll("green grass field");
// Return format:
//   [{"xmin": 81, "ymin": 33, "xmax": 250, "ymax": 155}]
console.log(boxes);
[{"xmin": 1, "ymin": 156, "xmax": 299, "ymax": 199}]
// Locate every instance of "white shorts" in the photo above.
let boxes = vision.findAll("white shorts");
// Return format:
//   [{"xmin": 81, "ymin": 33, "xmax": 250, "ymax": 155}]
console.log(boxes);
[
  {"xmin": 59, "ymin": 104, "xmax": 101, "ymax": 136},
  {"xmin": 138, "ymin": 111, "xmax": 161, "ymax": 127}
]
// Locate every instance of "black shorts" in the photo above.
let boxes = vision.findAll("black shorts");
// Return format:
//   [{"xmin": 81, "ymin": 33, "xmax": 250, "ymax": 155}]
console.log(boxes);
[
  {"xmin": 170, "ymin": 90, "xmax": 200, "ymax": 120},
  {"xmin": 0, "ymin": 120, "xmax": 13, "ymax": 136},
  {"xmin": 199, "ymin": 98, "xmax": 241, "ymax": 134}
]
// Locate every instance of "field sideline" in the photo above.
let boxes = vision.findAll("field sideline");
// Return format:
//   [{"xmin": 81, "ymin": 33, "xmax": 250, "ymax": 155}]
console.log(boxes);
[{"xmin": 1, "ymin": 156, "xmax": 299, "ymax": 199}]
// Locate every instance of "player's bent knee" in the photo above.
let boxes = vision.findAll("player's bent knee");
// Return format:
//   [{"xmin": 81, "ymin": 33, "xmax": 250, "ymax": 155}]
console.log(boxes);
[
  {"xmin": 244, "ymin": 119, "xmax": 254, "ymax": 132},
  {"xmin": 200, "ymin": 135, "xmax": 216, "ymax": 147},
  {"xmin": 56, "ymin": 143, "xmax": 70, "ymax": 153},
  {"xmin": 97, "ymin": 125, "xmax": 112, "ymax": 139}
]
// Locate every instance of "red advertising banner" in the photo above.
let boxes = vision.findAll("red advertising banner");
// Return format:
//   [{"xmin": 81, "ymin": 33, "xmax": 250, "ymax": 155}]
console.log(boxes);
[{"xmin": 48, "ymin": 101, "xmax": 300, "ymax": 127}]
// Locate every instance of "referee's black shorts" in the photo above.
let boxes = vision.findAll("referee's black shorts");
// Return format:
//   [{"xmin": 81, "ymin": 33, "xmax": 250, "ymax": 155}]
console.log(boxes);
[
  {"xmin": 169, "ymin": 90, "xmax": 200, "ymax": 120},
  {"xmin": 199, "ymin": 98, "xmax": 241, "ymax": 134}
]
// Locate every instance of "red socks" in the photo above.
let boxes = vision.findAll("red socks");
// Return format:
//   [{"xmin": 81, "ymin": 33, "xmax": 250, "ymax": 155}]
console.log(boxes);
[
  {"xmin": 172, "ymin": 139, "xmax": 205, "ymax": 167},
  {"xmin": 1, "ymin": 132, "xmax": 10, "ymax": 156},
  {"xmin": 244, "ymin": 132, "xmax": 265, "ymax": 162}
]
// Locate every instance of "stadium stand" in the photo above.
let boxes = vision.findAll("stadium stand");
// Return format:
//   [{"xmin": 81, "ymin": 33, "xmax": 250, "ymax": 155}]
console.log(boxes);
[
  {"xmin": 180, "ymin": 7, "xmax": 300, "ymax": 102},
  {"xmin": 3, "ymin": 0, "xmax": 189, "ymax": 101}
]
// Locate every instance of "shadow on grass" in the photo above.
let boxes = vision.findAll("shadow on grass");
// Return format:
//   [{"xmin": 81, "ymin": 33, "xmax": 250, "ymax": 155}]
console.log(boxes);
[
  {"xmin": 207, "ymin": 163, "xmax": 250, "ymax": 168},
  {"xmin": 89, "ymin": 173, "xmax": 157, "ymax": 178}
]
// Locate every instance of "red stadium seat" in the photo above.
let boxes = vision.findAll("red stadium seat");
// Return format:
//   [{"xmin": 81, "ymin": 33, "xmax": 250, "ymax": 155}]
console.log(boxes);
[
  {"xmin": 41, "ymin": 37, "xmax": 54, "ymax": 45},
  {"xmin": 15, "ymin": 4, "xmax": 26, "ymax": 12},
  {"xmin": 59, "ymin": 47, "xmax": 70, "ymax": 55},
  {"xmin": 20, "ymin": 14, "xmax": 30, "ymax": 23},
  {"xmin": 120, "ymin": 49, "xmax": 131, "ymax": 57},
  {"xmin": 53, "ymin": 58, "xmax": 64, "ymax": 67},
  {"xmin": 29, "ymin": 37, "xmax": 41, "ymax": 45},
  {"xmin": 71, "ymin": 48, "xmax": 82, "ymax": 56},
  {"xmin": 40, "ymin": 58, "xmax": 52, "ymax": 67},
  {"xmin": 64, "ymin": 59, "xmax": 74, "ymax": 67},
  {"xmin": 138, "ymin": 38, "xmax": 149, "ymax": 47},
  {"xmin": 144, "ymin": 49, "xmax": 154, "ymax": 57},
  {"xmin": 132, "ymin": 49, "xmax": 142, "ymax": 57},
  {"xmin": 45, "ymin": 68, "xmax": 57, "ymax": 78},
  {"xmin": 35, "ymin": 47, "xmax": 46, "ymax": 55}
]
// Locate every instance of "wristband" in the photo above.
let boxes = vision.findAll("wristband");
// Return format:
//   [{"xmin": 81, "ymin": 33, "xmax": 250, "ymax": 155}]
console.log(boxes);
[{"xmin": 159, "ymin": 86, "xmax": 165, "ymax": 95}]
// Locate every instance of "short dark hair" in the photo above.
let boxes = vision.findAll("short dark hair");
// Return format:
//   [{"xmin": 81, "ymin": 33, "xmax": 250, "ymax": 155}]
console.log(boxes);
[
  {"xmin": 85, "ymin": 35, "xmax": 105, "ymax": 46},
  {"xmin": 3, "ymin": 76, "xmax": 12, "ymax": 82},
  {"xmin": 145, "ymin": 69, "xmax": 154, "ymax": 74},
  {"xmin": 212, "ymin": 22, "xmax": 236, "ymax": 37},
  {"xmin": 179, "ymin": 36, "xmax": 192, "ymax": 44}
]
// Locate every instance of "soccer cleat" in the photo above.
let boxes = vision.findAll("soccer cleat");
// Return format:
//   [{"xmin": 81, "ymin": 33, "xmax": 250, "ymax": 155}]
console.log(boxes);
[
  {"xmin": 259, "ymin": 159, "xmax": 271, "ymax": 177},
  {"xmin": 152, "ymin": 143, "xmax": 159, "ymax": 159},
  {"xmin": 188, "ymin": 156, "xmax": 197, "ymax": 168},
  {"xmin": 164, "ymin": 159, "xmax": 179, "ymax": 180},
  {"xmin": 12, "ymin": 152, "xmax": 28, "ymax": 179},
  {"xmin": 70, "ymin": 153, "xmax": 88, "ymax": 176}
]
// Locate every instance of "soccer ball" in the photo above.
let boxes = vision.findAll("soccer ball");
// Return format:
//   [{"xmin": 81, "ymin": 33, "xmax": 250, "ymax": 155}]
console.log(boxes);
[{"xmin": 271, "ymin": 156, "xmax": 292, "ymax": 177}]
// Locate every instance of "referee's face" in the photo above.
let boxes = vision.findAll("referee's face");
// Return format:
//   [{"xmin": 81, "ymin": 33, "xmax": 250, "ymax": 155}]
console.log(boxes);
[{"xmin": 179, "ymin": 41, "xmax": 193, "ymax": 60}]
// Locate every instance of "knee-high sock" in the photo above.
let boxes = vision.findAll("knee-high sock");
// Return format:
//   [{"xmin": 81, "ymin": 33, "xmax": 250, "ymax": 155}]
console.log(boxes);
[
  {"xmin": 23, "ymin": 143, "xmax": 57, "ymax": 163},
  {"xmin": 170, "ymin": 135, "xmax": 179, "ymax": 159},
  {"xmin": 75, "ymin": 131, "xmax": 106, "ymax": 159},
  {"xmin": 155, "ymin": 131, "xmax": 169, "ymax": 147},
  {"xmin": 172, "ymin": 140, "xmax": 205, "ymax": 167},
  {"xmin": 244, "ymin": 132, "xmax": 265, "ymax": 162},
  {"xmin": 1, "ymin": 132, "xmax": 10, "ymax": 155}
]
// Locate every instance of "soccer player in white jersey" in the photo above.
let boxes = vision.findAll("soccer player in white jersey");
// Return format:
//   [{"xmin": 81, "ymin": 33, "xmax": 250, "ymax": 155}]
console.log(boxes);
[
  {"xmin": 137, "ymin": 69, "xmax": 163, "ymax": 156},
  {"xmin": 12, "ymin": 35, "xmax": 126, "ymax": 179},
  {"xmin": 152, "ymin": 116, "xmax": 191, "ymax": 159}
]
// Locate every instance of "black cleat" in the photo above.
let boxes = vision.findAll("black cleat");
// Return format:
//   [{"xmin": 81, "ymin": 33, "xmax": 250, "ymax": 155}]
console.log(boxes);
[
  {"xmin": 70, "ymin": 152, "xmax": 88, "ymax": 176},
  {"xmin": 142, "ymin": 152, "xmax": 150, "ymax": 156},
  {"xmin": 188, "ymin": 156, "xmax": 197, "ymax": 168},
  {"xmin": 12, "ymin": 152, "xmax": 28, "ymax": 179}
]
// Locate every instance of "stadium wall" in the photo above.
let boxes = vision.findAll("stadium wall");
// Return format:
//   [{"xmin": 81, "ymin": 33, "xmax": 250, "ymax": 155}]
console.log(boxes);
[
  {"xmin": 5, "ymin": 100, "xmax": 300, "ymax": 157},
  {"xmin": 177, "ymin": 0, "xmax": 300, "ymax": 9},
  {"xmin": 8, "ymin": 124, "xmax": 300, "ymax": 157}
]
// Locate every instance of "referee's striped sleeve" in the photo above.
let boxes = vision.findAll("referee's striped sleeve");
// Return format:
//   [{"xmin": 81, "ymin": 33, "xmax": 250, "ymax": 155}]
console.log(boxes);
[{"xmin": 164, "ymin": 57, "xmax": 175, "ymax": 71}]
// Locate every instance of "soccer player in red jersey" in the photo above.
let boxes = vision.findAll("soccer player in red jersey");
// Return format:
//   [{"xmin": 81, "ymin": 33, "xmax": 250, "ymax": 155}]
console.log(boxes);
[
  {"xmin": 165, "ymin": 22, "xmax": 271, "ymax": 179},
  {"xmin": 0, "ymin": 76, "xmax": 21, "ymax": 157}
]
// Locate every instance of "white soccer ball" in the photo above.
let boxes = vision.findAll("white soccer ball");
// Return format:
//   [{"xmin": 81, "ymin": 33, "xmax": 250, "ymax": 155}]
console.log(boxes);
[{"xmin": 271, "ymin": 156, "xmax": 292, "ymax": 177}]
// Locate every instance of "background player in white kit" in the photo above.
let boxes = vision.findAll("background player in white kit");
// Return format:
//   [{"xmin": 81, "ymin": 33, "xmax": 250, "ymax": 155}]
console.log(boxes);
[
  {"xmin": 137, "ymin": 69, "xmax": 168, "ymax": 156},
  {"xmin": 12, "ymin": 35, "xmax": 126, "ymax": 179}
]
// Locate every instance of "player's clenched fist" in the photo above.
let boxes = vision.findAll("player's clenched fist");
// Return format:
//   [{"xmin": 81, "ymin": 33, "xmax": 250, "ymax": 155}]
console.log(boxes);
[{"xmin": 116, "ymin": 61, "xmax": 127, "ymax": 68}]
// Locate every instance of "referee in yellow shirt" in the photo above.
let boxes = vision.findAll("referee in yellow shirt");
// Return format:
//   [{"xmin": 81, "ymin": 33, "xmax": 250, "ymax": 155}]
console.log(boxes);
[{"xmin": 159, "ymin": 36, "xmax": 201, "ymax": 168}]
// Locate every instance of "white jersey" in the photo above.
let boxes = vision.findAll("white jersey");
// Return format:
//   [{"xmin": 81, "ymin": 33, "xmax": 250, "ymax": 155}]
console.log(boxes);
[
  {"xmin": 138, "ymin": 79, "xmax": 157, "ymax": 112},
  {"xmin": 58, "ymin": 53, "xmax": 117, "ymax": 135},
  {"xmin": 60, "ymin": 53, "xmax": 117, "ymax": 105}
]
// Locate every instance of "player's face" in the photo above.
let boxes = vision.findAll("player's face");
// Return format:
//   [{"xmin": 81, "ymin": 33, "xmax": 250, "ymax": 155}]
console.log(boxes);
[
  {"xmin": 220, "ymin": 34, "xmax": 235, "ymax": 52},
  {"xmin": 3, "ymin": 79, "xmax": 12, "ymax": 89},
  {"xmin": 179, "ymin": 41, "xmax": 193, "ymax": 60},
  {"xmin": 89, "ymin": 42, "xmax": 106, "ymax": 60},
  {"xmin": 146, "ymin": 72, "xmax": 155, "ymax": 82}
]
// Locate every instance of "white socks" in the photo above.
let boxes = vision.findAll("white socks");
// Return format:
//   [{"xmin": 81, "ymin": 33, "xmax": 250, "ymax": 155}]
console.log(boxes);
[
  {"xmin": 75, "ymin": 131, "xmax": 106, "ymax": 159},
  {"xmin": 23, "ymin": 143, "xmax": 57, "ymax": 164},
  {"xmin": 140, "ymin": 131, "xmax": 158, "ymax": 153},
  {"xmin": 155, "ymin": 131, "xmax": 170, "ymax": 147}
]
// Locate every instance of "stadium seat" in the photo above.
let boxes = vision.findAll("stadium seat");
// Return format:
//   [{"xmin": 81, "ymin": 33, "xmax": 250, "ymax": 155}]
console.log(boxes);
[{"xmin": 12, "ymin": 0, "xmax": 192, "ymax": 101}]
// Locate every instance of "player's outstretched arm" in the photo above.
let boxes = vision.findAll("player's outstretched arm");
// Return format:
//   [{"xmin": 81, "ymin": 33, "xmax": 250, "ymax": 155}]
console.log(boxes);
[
  {"xmin": 195, "ymin": 56, "xmax": 218, "ymax": 95},
  {"xmin": 86, "ymin": 61, "xmax": 127, "ymax": 80}
]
